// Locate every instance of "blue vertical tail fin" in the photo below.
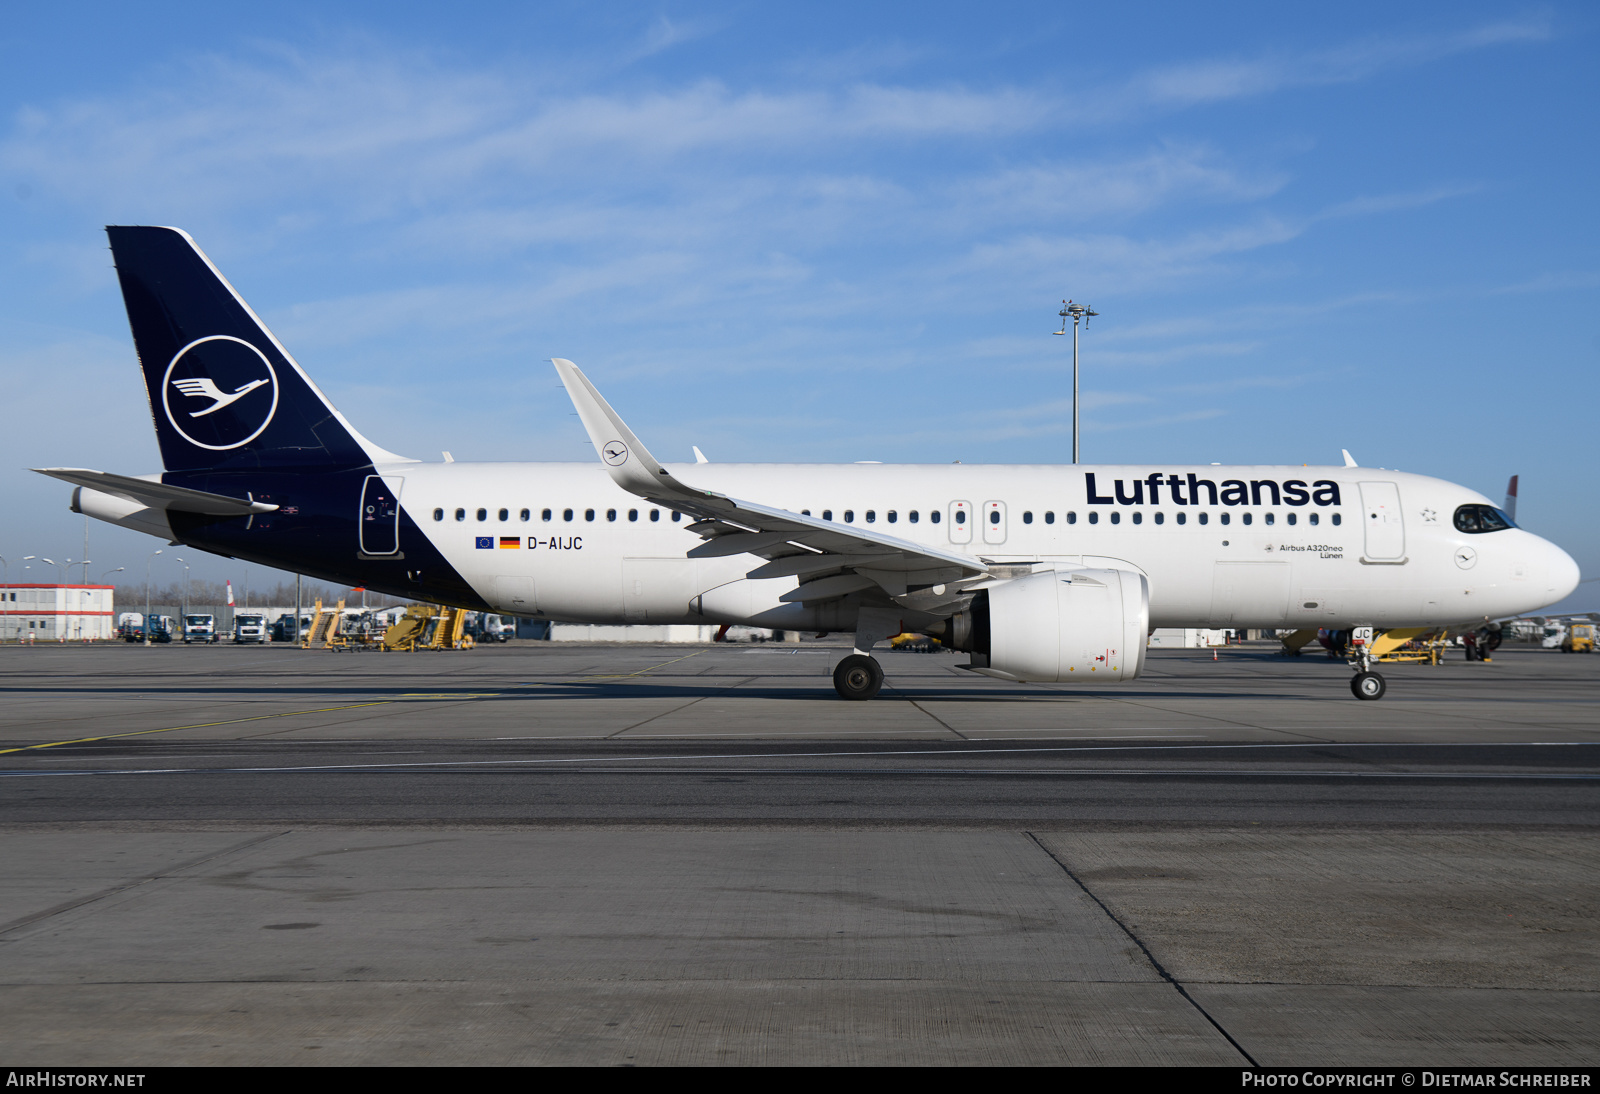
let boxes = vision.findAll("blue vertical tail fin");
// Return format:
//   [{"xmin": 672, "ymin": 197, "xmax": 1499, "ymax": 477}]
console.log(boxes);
[{"xmin": 107, "ymin": 226, "xmax": 404, "ymax": 473}]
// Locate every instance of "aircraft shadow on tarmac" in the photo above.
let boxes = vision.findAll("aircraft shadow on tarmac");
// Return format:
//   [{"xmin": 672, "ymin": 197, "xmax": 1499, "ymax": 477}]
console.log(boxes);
[{"xmin": 0, "ymin": 678, "xmax": 1396, "ymax": 704}]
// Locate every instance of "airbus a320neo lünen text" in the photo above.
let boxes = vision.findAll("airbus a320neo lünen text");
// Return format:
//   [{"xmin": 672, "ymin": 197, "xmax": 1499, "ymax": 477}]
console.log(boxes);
[{"xmin": 42, "ymin": 227, "xmax": 1581, "ymax": 701}]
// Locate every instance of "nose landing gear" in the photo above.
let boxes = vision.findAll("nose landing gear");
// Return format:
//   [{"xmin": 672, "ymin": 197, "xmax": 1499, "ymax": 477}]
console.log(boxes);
[
  {"xmin": 1346, "ymin": 625, "xmax": 1386, "ymax": 700},
  {"xmin": 1350, "ymin": 670, "xmax": 1386, "ymax": 700}
]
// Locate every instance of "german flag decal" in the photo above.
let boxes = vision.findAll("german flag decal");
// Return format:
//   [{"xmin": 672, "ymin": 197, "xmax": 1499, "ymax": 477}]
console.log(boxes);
[{"xmin": 499, "ymin": 536, "xmax": 520, "ymax": 549}]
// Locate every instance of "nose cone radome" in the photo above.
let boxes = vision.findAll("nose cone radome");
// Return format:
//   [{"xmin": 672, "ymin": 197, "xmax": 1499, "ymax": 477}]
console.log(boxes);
[{"xmin": 1537, "ymin": 537, "xmax": 1581, "ymax": 606}]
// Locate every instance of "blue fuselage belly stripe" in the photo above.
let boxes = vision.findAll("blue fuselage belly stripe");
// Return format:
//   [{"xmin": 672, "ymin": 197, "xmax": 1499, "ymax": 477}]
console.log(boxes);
[{"xmin": 163, "ymin": 468, "xmax": 489, "ymax": 610}]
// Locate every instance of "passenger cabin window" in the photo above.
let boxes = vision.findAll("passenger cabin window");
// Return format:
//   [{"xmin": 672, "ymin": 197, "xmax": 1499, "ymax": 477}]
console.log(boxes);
[
  {"xmin": 1067, "ymin": 512, "xmax": 1077, "ymax": 524},
  {"xmin": 1176, "ymin": 512, "xmax": 1186, "ymax": 525},
  {"xmin": 887, "ymin": 511, "xmax": 897, "ymax": 523},
  {"xmin": 909, "ymin": 511, "xmax": 919, "ymax": 523},
  {"xmin": 1453, "ymin": 504, "xmax": 1514, "ymax": 534},
  {"xmin": 476, "ymin": 508, "xmax": 487, "ymax": 522},
  {"xmin": 542, "ymin": 508, "xmax": 552, "ymax": 522},
  {"xmin": 629, "ymin": 509, "xmax": 639, "ymax": 521},
  {"xmin": 520, "ymin": 508, "xmax": 530, "ymax": 521},
  {"xmin": 1198, "ymin": 513, "xmax": 1209, "ymax": 525},
  {"xmin": 1285, "ymin": 513, "xmax": 1295, "ymax": 526},
  {"xmin": 672, "ymin": 511, "xmax": 682, "ymax": 522},
  {"xmin": 563, "ymin": 508, "xmax": 574, "ymax": 522},
  {"xmin": 606, "ymin": 509, "xmax": 617, "ymax": 522},
  {"xmin": 1308, "ymin": 513, "xmax": 1318, "ymax": 526},
  {"xmin": 455, "ymin": 508, "xmax": 466, "ymax": 522},
  {"xmin": 1219, "ymin": 513, "xmax": 1230, "ymax": 526},
  {"xmin": 865, "ymin": 510, "xmax": 876, "ymax": 523},
  {"xmin": 585, "ymin": 509, "xmax": 595, "ymax": 522},
  {"xmin": 1110, "ymin": 512, "xmax": 1121, "ymax": 525},
  {"xmin": 844, "ymin": 510, "xmax": 855, "ymax": 523},
  {"xmin": 1132, "ymin": 512, "xmax": 1142, "ymax": 525},
  {"xmin": 930, "ymin": 511, "xmax": 941, "ymax": 524},
  {"xmin": 1154, "ymin": 512, "xmax": 1164, "ymax": 525},
  {"xmin": 1242, "ymin": 513, "xmax": 1252, "ymax": 526},
  {"xmin": 498, "ymin": 508, "xmax": 508, "ymax": 522},
  {"xmin": 1023, "ymin": 511, "xmax": 1033, "ymax": 524},
  {"xmin": 650, "ymin": 510, "xmax": 660, "ymax": 522},
  {"xmin": 822, "ymin": 510, "xmax": 833, "ymax": 521},
  {"xmin": 1088, "ymin": 512, "xmax": 1099, "ymax": 525},
  {"xmin": 1332, "ymin": 513, "xmax": 1342, "ymax": 526},
  {"xmin": 433, "ymin": 508, "xmax": 443, "ymax": 521},
  {"xmin": 1045, "ymin": 512, "xmax": 1055, "ymax": 524}
]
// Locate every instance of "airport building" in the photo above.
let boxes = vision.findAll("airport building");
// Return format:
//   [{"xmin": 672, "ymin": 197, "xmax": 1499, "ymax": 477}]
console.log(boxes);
[{"xmin": 0, "ymin": 584, "xmax": 116, "ymax": 641}]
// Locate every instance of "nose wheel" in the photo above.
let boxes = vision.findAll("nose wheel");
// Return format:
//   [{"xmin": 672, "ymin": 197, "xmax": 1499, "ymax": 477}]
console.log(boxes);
[
  {"xmin": 1350, "ymin": 671, "xmax": 1386, "ymax": 701},
  {"xmin": 833, "ymin": 655, "xmax": 884, "ymax": 701}
]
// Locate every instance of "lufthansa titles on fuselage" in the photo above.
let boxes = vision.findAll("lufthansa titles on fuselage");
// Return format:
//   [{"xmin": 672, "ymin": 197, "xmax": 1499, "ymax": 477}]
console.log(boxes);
[{"xmin": 1084, "ymin": 472, "xmax": 1342, "ymax": 507}]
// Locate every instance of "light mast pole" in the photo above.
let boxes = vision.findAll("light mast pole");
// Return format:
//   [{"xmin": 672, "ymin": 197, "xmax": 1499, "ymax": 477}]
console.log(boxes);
[{"xmin": 1055, "ymin": 299, "xmax": 1099, "ymax": 464}]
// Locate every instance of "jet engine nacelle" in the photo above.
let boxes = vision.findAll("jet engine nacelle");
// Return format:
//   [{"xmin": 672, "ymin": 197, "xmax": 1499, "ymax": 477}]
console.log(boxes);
[{"xmin": 959, "ymin": 567, "xmax": 1149, "ymax": 683}]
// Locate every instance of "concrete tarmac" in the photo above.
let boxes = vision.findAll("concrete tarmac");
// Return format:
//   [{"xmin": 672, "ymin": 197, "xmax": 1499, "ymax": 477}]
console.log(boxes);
[{"xmin": 0, "ymin": 642, "xmax": 1596, "ymax": 1066}]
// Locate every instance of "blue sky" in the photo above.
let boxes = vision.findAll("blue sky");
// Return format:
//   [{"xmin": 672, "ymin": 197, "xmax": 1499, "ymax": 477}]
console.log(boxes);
[{"xmin": 1, "ymin": 2, "xmax": 1595, "ymax": 607}]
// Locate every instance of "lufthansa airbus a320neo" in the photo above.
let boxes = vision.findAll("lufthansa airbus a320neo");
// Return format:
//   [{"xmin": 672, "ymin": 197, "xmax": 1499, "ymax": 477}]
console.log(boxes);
[{"xmin": 42, "ymin": 227, "xmax": 1580, "ymax": 700}]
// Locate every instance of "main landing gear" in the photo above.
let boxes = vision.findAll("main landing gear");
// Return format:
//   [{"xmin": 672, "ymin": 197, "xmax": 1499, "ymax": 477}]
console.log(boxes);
[
  {"xmin": 833, "ymin": 607, "xmax": 901, "ymax": 701},
  {"xmin": 833, "ymin": 655, "xmax": 884, "ymax": 701}
]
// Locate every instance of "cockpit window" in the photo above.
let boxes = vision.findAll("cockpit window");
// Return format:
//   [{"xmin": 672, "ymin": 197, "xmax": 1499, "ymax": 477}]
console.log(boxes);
[{"xmin": 1453, "ymin": 504, "xmax": 1515, "ymax": 534}]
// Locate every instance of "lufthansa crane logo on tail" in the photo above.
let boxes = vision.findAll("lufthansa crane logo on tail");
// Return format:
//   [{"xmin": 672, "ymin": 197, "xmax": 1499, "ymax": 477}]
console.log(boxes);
[
  {"xmin": 602, "ymin": 440, "xmax": 629, "ymax": 466},
  {"xmin": 161, "ymin": 335, "xmax": 279, "ymax": 451},
  {"xmin": 171, "ymin": 377, "xmax": 269, "ymax": 417}
]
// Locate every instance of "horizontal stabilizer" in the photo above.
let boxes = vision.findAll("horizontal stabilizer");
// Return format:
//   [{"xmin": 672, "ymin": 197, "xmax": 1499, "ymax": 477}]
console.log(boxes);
[{"xmin": 33, "ymin": 467, "xmax": 278, "ymax": 515}]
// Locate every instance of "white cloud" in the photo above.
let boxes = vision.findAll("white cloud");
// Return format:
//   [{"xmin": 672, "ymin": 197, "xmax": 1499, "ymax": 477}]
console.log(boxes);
[
  {"xmin": 2, "ymin": 17, "xmax": 1537, "ymax": 226},
  {"xmin": 1121, "ymin": 18, "xmax": 1551, "ymax": 112},
  {"xmin": 1489, "ymin": 270, "xmax": 1600, "ymax": 295}
]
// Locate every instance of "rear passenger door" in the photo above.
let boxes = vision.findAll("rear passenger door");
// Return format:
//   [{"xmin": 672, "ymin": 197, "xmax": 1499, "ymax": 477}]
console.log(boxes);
[{"xmin": 359, "ymin": 475, "xmax": 404, "ymax": 556}]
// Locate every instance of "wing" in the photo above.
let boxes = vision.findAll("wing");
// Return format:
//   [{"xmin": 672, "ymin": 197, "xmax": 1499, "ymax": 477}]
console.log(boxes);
[{"xmin": 552, "ymin": 359, "xmax": 987, "ymax": 605}]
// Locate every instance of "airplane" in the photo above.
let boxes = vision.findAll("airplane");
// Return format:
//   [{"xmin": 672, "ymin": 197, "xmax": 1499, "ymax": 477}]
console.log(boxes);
[
  {"xmin": 171, "ymin": 376, "xmax": 270, "ymax": 418},
  {"xmin": 37, "ymin": 226, "xmax": 1582, "ymax": 702}
]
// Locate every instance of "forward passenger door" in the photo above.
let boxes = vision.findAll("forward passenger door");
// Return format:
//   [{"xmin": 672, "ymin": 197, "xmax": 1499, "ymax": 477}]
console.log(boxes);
[{"xmin": 1358, "ymin": 482, "xmax": 1406, "ymax": 561}]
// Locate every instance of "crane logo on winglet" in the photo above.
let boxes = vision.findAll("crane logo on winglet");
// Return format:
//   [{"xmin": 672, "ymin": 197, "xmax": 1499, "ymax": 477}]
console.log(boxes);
[
  {"xmin": 602, "ymin": 440, "xmax": 630, "ymax": 466},
  {"xmin": 160, "ymin": 335, "xmax": 279, "ymax": 451}
]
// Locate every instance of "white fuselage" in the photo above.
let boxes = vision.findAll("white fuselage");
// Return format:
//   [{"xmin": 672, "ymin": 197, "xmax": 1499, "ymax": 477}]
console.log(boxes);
[{"xmin": 389, "ymin": 461, "xmax": 1580, "ymax": 631}]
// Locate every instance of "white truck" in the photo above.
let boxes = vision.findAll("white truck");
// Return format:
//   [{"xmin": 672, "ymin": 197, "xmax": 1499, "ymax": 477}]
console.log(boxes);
[
  {"xmin": 183, "ymin": 614, "xmax": 217, "ymax": 643},
  {"xmin": 481, "ymin": 614, "xmax": 516, "ymax": 643},
  {"xmin": 233, "ymin": 614, "xmax": 269, "ymax": 644}
]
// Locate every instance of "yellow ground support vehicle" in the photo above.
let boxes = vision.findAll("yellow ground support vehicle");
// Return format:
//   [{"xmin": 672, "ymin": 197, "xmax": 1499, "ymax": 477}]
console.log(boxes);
[
  {"xmin": 1562, "ymin": 623, "xmax": 1595, "ymax": 653},
  {"xmin": 301, "ymin": 599, "xmax": 348, "ymax": 650},
  {"xmin": 380, "ymin": 605, "xmax": 475, "ymax": 651},
  {"xmin": 1369, "ymin": 627, "xmax": 1449, "ymax": 665}
]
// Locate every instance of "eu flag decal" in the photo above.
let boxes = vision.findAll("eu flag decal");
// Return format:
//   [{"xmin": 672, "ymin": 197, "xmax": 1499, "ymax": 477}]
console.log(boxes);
[
  {"xmin": 475, "ymin": 536, "xmax": 493, "ymax": 549},
  {"xmin": 499, "ymin": 536, "xmax": 520, "ymax": 549}
]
